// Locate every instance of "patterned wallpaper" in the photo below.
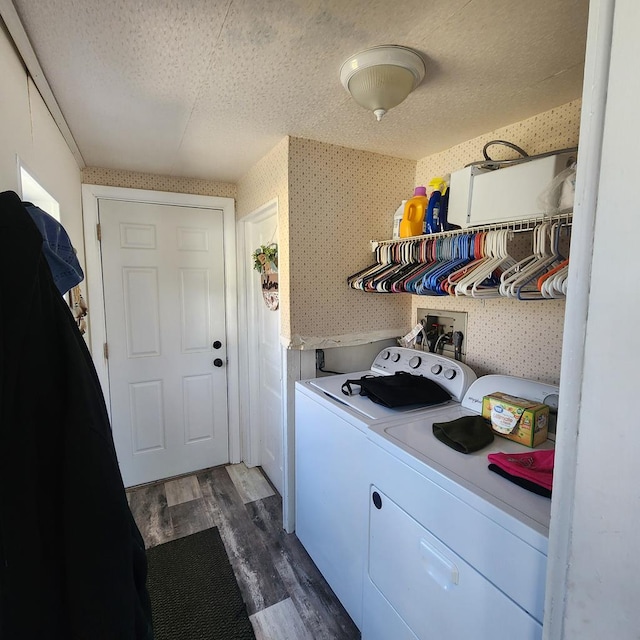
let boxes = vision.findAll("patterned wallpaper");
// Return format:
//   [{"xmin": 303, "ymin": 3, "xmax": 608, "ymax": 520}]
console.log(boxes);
[
  {"xmin": 411, "ymin": 99, "xmax": 582, "ymax": 384},
  {"xmin": 414, "ymin": 100, "xmax": 582, "ymax": 180},
  {"xmin": 83, "ymin": 99, "xmax": 581, "ymax": 383},
  {"xmin": 82, "ymin": 167, "xmax": 237, "ymax": 199},
  {"xmin": 287, "ymin": 137, "xmax": 415, "ymax": 348},
  {"xmin": 236, "ymin": 137, "xmax": 290, "ymax": 338},
  {"xmin": 236, "ymin": 138, "xmax": 289, "ymax": 219}
]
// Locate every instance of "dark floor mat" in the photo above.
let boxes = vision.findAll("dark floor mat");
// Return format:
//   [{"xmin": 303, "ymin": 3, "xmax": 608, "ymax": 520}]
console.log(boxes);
[{"xmin": 146, "ymin": 527, "xmax": 256, "ymax": 640}]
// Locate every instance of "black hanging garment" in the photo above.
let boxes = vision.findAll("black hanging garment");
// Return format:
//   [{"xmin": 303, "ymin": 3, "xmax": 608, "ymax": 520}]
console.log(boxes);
[{"xmin": 0, "ymin": 191, "xmax": 153, "ymax": 639}]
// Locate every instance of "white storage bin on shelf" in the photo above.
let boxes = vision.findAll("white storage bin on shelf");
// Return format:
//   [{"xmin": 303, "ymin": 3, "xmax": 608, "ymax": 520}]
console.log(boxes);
[
  {"xmin": 446, "ymin": 165, "xmax": 490, "ymax": 228},
  {"xmin": 447, "ymin": 152, "xmax": 576, "ymax": 228}
]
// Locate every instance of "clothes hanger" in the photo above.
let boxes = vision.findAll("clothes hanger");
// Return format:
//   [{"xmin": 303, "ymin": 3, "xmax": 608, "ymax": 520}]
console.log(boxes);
[
  {"xmin": 512, "ymin": 222, "xmax": 565, "ymax": 300},
  {"xmin": 405, "ymin": 238, "xmax": 440, "ymax": 293},
  {"xmin": 391, "ymin": 239, "xmax": 435, "ymax": 292},
  {"xmin": 416, "ymin": 236, "xmax": 471, "ymax": 295},
  {"xmin": 470, "ymin": 229, "xmax": 518, "ymax": 298},
  {"xmin": 453, "ymin": 230, "xmax": 509, "ymax": 297},
  {"xmin": 443, "ymin": 232, "xmax": 484, "ymax": 295},
  {"xmin": 377, "ymin": 238, "xmax": 432, "ymax": 292},
  {"xmin": 351, "ymin": 217, "xmax": 571, "ymax": 300},
  {"xmin": 499, "ymin": 223, "xmax": 553, "ymax": 298},
  {"xmin": 414, "ymin": 237, "xmax": 447, "ymax": 295},
  {"xmin": 454, "ymin": 231, "xmax": 499, "ymax": 296},
  {"xmin": 426, "ymin": 234, "xmax": 473, "ymax": 295},
  {"xmin": 347, "ymin": 243, "xmax": 394, "ymax": 290},
  {"xmin": 541, "ymin": 260, "xmax": 569, "ymax": 298},
  {"xmin": 537, "ymin": 258, "xmax": 569, "ymax": 295},
  {"xmin": 385, "ymin": 238, "xmax": 425, "ymax": 293}
]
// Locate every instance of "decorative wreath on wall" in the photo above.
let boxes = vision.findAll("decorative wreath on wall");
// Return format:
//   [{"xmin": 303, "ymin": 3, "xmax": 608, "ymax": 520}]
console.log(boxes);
[
  {"xmin": 252, "ymin": 243, "xmax": 279, "ymax": 310},
  {"xmin": 252, "ymin": 243, "xmax": 278, "ymax": 273}
]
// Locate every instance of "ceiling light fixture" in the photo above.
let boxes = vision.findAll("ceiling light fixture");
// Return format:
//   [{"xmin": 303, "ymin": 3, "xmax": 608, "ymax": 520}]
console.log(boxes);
[{"xmin": 340, "ymin": 45, "xmax": 426, "ymax": 122}]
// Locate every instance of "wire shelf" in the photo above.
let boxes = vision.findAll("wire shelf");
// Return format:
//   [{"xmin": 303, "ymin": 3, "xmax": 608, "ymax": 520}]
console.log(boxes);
[{"xmin": 370, "ymin": 209, "xmax": 573, "ymax": 251}]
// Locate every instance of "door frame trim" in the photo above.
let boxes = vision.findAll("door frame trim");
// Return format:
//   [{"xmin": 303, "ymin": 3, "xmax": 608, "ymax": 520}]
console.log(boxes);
[
  {"xmin": 236, "ymin": 197, "xmax": 279, "ymax": 468},
  {"xmin": 81, "ymin": 184, "xmax": 241, "ymax": 464},
  {"xmin": 544, "ymin": 0, "xmax": 614, "ymax": 635}
]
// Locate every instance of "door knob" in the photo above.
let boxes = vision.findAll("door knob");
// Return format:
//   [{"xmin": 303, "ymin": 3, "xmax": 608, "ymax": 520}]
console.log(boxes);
[
  {"xmin": 212, "ymin": 340, "xmax": 222, "ymax": 349},
  {"xmin": 213, "ymin": 358, "xmax": 224, "ymax": 368}
]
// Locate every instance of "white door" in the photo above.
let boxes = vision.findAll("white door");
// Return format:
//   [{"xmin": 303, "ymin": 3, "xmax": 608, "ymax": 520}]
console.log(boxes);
[
  {"xmin": 99, "ymin": 199, "xmax": 229, "ymax": 486},
  {"xmin": 245, "ymin": 206, "xmax": 283, "ymax": 494}
]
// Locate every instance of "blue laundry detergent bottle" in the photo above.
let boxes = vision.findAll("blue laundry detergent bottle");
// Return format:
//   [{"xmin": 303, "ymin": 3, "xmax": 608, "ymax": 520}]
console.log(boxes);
[
  {"xmin": 440, "ymin": 187, "xmax": 451, "ymax": 230},
  {"xmin": 423, "ymin": 177, "xmax": 447, "ymax": 234}
]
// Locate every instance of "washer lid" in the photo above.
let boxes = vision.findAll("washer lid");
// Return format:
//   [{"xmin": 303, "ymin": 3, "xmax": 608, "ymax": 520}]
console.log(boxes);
[
  {"xmin": 309, "ymin": 371, "xmax": 453, "ymax": 421},
  {"xmin": 462, "ymin": 375, "xmax": 559, "ymax": 413}
]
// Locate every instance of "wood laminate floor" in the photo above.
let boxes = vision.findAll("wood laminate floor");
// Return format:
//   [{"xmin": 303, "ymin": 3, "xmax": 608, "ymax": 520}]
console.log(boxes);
[{"xmin": 127, "ymin": 463, "xmax": 361, "ymax": 640}]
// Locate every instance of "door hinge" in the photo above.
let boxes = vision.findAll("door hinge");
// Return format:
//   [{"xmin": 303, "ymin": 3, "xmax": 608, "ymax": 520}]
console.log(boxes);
[
  {"xmin": 103, "ymin": 342, "xmax": 109, "ymax": 359},
  {"xmin": 97, "ymin": 222, "xmax": 102, "ymax": 242}
]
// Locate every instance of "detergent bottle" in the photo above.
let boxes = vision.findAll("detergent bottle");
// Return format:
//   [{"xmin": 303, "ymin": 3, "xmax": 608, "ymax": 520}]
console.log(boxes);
[
  {"xmin": 399, "ymin": 187, "xmax": 428, "ymax": 238},
  {"xmin": 424, "ymin": 177, "xmax": 447, "ymax": 234},
  {"xmin": 392, "ymin": 200, "xmax": 407, "ymax": 239}
]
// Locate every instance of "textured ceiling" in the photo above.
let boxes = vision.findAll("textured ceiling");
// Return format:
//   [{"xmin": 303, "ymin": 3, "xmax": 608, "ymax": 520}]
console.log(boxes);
[{"xmin": 11, "ymin": 0, "xmax": 589, "ymax": 182}]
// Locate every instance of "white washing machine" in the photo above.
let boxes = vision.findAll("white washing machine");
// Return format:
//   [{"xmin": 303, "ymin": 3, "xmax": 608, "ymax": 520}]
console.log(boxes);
[{"xmin": 294, "ymin": 347, "xmax": 477, "ymax": 630}]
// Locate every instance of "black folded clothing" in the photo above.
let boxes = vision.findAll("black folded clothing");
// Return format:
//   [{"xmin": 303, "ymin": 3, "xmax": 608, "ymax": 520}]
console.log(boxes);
[
  {"xmin": 433, "ymin": 415, "xmax": 494, "ymax": 454},
  {"xmin": 488, "ymin": 464, "xmax": 552, "ymax": 498}
]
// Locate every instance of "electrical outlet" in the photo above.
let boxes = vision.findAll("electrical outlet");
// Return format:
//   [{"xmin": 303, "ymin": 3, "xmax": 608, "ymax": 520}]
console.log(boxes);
[{"xmin": 416, "ymin": 308, "xmax": 468, "ymax": 360}]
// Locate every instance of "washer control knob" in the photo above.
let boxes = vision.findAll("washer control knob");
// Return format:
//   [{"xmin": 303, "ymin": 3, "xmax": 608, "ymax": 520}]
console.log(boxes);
[
  {"xmin": 431, "ymin": 364, "xmax": 442, "ymax": 375},
  {"xmin": 409, "ymin": 356, "xmax": 421, "ymax": 369},
  {"xmin": 381, "ymin": 350, "xmax": 391, "ymax": 360},
  {"xmin": 391, "ymin": 353, "xmax": 401, "ymax": 363},
  {"xmin": 444, "ymin": 369, "xmax": 457, "ymax": 380}
]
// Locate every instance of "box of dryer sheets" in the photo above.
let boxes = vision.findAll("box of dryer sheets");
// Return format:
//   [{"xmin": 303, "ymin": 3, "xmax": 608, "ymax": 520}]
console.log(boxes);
[{"xmin": 482, "ymin": 392, "xmax": 549, "ymax": 447}]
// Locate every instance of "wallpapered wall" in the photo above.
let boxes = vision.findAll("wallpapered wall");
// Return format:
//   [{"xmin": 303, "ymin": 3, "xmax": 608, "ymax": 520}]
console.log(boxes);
[
  {"xmin": 83, "ymin": 99, "xmax": 581, "ymax": 383},
  {"xmin": 82, "ymin": 167, "xmax": 236, "ymax": 199},
  {"xmin": 412, "ymin": 99, "xmax": 582, "ymax": 384},
  {"xmin": 235, "ymin": 137, "xmax": 415, "ymax": 348},
  {"xmin": 236, "ymin": 137, "xmax": 290, "ymax": 337},
  {"xmin": 286, "ymin": 137, "xmax": 415, "ymax": 348}
]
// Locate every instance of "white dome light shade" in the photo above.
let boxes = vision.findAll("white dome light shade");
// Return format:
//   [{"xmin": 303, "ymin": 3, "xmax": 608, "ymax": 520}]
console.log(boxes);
[{"xmin": 340, "ymin": 45, "xmax": 426, "ymax": 121}]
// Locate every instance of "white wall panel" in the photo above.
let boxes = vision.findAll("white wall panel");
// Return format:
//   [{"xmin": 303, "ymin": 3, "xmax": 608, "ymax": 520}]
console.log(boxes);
[
  {"xmin": 119, "ymin": 222, "xmax": 157, "ymax": 249},
  {"xmin": 0, "ymin": 29, "xmax": 82, "ymax": 275},
  {"xmin": 183, "ymin": 374, "xmax": 214, "ymax": 443},
  {"xmin": 180, "ymin": 268, "xmax": 210, "ymax": 352},
  {"xmin": 123, "ymin": 267, "xmax": 161, "ymax": 357},
  {"xmin": 560, "ymin": 2, "xmax": 640, "ymax": 636},
  {"xmin": 177, "ymin": 227, "xmax": 209, "ymax": 251},
  {"xmin": 129, "ymin": 380, "xmax": 165, "ymax": 452}
]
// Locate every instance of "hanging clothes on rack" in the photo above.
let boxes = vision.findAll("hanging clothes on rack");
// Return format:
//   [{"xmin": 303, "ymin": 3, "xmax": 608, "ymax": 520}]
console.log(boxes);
[{"xmin": 0, "ymin": 191, "xmax": 153, "ymax": 640}]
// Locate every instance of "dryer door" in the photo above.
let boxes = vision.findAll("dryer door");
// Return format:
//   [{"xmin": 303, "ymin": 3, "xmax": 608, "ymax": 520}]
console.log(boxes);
[{"xmin": 363, "ymin": 486, "xmax": 542, "ymax": 640}]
